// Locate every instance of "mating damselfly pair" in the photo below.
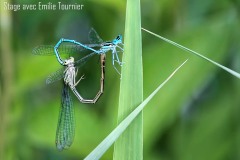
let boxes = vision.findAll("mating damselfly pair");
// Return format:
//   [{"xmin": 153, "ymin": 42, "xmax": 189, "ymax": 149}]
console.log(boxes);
[{"xmin": 33, "ymin": 28, "xmax": 124, "ymax": 151}]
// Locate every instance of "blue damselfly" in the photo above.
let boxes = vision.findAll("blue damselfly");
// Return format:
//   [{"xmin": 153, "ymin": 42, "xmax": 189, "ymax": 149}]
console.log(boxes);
[{"xmin": 54, "ymin": 28, "xmax": 124, "ymax": 74}]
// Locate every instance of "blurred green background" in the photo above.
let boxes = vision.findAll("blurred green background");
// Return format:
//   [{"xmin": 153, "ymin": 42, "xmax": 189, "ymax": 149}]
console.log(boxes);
[{"xmin": 1, "ymin": 0, "xmax": 240, "ymax": 159}]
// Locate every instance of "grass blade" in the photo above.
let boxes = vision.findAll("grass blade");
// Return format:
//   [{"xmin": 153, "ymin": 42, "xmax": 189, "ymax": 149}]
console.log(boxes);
[
  {"xmin": 84, "ymin": 60, "xmax": 188, "ymax": 160},
  {"xmin": 113, "ymin": 0, "xmax": 143, "ymax": 159},
  {"xmin": 142, "ymin": 27, "xmax": 240, "ymax": 79}
]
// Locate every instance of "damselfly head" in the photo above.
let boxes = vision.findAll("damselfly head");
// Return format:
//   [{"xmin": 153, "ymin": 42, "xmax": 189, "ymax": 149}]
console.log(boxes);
[
  {"xmin": 64, "ymin": 57, "xmax": 74, "ymax": 65},
  {"xmin": 112, "ymin": 35, "xmax": 122, "ymax": 45},
  {"xmin": 69, "ymin": 57, "xmax": 74, "ymax": 61}
]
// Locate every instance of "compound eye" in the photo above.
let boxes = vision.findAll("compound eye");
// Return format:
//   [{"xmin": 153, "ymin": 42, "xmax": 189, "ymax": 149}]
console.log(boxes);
[{"xmin": 117, "ymin": 35, "xmax": 122, "ymax": 40}]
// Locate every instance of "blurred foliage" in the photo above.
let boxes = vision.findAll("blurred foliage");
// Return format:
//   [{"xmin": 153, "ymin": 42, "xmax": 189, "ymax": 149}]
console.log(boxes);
[{"xmin": 1, "ymin": 0, "xmax": 240, "ymax": 160}]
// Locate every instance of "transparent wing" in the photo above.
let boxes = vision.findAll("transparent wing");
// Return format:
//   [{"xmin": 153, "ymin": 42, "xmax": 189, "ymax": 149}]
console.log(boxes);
[
  {"xmin": 56, "ymin": 83, "xmax": 75, "ymax": 151},
  {"xmin": 32, "ymin": 44, "xmax": 87, "ymax": 56},
  {"xmin": 74, "ymin": 52, "xmax": 96, "ymax": 66},
  {"xmin": 33, "ymin": 44, "xmax": 101, "ymax": 56},
  {"xmin": 88, "ymin": 28, "xmax": 104, "ymax": 44},
  {"xmin": 46, "ymin": 68, "xmax": 65, "ymax": 84}
]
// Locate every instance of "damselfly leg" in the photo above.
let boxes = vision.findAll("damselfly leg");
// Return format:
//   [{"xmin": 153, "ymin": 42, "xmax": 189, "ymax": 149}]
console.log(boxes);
[{"xmin": 63, "ymin": 55, "xmax": 105, "ymax": 104}]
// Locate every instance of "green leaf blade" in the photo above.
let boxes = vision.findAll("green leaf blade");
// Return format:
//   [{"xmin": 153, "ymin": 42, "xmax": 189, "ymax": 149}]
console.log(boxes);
[
  {"xmin": 113, "ymin": 0, "xmax": 143, "ymax": 159},
  {"xmin": 84, "ymin": 60, "xmax": 188, "ymax": 160}
]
